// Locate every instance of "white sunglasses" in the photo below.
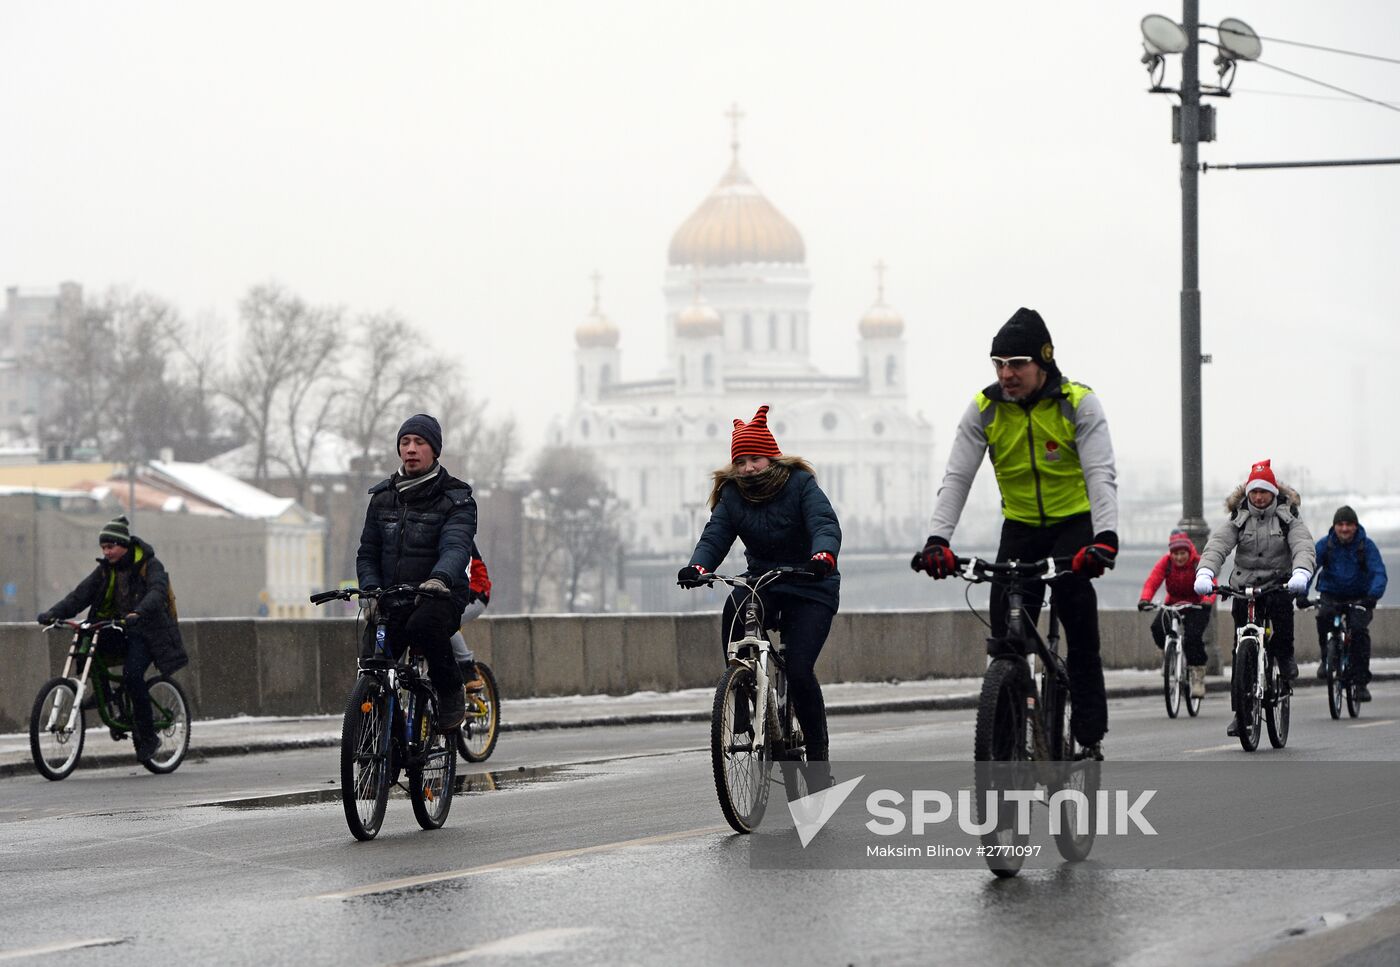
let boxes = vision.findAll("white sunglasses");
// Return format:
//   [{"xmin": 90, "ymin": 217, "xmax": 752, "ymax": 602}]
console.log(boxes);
[{"xmin": 990, "ymin": 355, "xmax": 1035, "ymax": 371}]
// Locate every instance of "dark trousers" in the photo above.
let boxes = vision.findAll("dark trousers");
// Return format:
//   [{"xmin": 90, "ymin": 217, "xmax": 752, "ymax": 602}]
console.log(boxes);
[
  {"xmin": 1150, "ymin": 608, "xmax": 1211, "ymax": 666},
  {"xmin": 362, "ymin": 597, "xmax": 464, "ymax": 701},
  {"xmin": 721, "ymin": 590, "xmax": 834, "ymax": 760},
  {"xmin": 991, "ymin": 515, "xmax": 1107, "ymax": 747},
  {"xmin": 1231, "ymin": 596, "xmax": 1295, "ymax": 661},
  {"xmin": 1315, "ymin": 595, "xmax": 1373, "ymax": 684},
  {"xmin": 121, "ymin": 630, "xmax": 156, "ymax": 740}
]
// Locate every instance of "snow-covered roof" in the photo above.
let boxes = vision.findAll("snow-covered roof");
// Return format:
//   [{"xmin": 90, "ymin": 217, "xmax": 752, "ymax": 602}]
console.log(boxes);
[
  {"xmin": 205, "ymin": 432, "xmax": 367, "ymax": 479},
  {"xmin": 144, "ymin": 461, "xmax": 306, "ymax": 521},
  {"xmin": 0, "ymin": 485, "xmax": 101, "ymax": 500}
]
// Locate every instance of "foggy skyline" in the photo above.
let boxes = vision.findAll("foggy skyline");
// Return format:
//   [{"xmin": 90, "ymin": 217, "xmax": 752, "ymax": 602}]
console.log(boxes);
[{"xmin": 4, "ymin": 1, "xmax": 1399, "ymax": 503}]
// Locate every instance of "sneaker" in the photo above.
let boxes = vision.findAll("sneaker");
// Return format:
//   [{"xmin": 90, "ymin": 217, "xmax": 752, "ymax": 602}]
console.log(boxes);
[
  {"xmin": 1188, "ymin": 666, "xmax": 1207, "ymax": 699},
  {"xmin": 1226, "ymin": 718, "xmax": 1240, "ymax": 737},
  {"xmin": 134, "ymin": 733, "xmax": 160, "ymax": 763},
  {"xmin": 458, "ymin": 661, "xmax": 485, "ymax": 692},
  {"xmin": 1355, "ymin": 684, "xmax": 1372, "ymax": 702},
  {"xmin": 436, "ymin": 691, "xmax": 466, "ymax": 732}
]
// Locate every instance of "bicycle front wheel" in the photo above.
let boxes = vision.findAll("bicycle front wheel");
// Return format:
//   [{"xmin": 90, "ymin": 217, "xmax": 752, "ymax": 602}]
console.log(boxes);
[
  {"xmin": 142, "ymin": 676, "xmax": 190, "ymax": 775},
  {"xmin": 341, "ymin": 676, "xmax": 391, "ymax": 841},
  {"xmin": 1163, "ymin": 641, "xmax": 1181, "ymax": 719},
  {"xmin": 29, "ymin": 678, "xmax": 86, "ymax": 781},
  {"xmin": 1265, "ymin": 657, "xmax": 1290, "ymax": 749},
  {"xmin": 711, "ymin": 663, "xmax": 770, "ymax": 834},
  {"xmin": 457, "ymin": 663, "xmax": 501, "ymax": 763},
  {"xmin": 409, "ymin": 693, "xmax": 456, "ymax": 830},
  {"xmin": 1233, "ymin": 645, "xmax": 1262, "ymax": 752},
  {"xmin": 974, "ymin": 659, "xmax": 1031, "ymax": 877}
]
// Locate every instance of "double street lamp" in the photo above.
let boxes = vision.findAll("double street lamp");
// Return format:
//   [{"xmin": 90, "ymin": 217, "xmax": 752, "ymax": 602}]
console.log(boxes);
[{"xmin": 1140, "ymin": 3, "xmax": 1260, "ymax": 546}]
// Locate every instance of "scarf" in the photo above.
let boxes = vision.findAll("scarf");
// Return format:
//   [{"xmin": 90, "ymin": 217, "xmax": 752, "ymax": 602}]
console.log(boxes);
[{"xmin": 394, "ymin": 462, "xmax": 442, "ymax": 497}]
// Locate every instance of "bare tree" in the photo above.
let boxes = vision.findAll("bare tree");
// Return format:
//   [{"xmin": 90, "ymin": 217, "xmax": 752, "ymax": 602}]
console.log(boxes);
[
  {"xmin": 432, "ymin": 379, "xmax": 519, "ymax": 489},
  {"xmin": 522, "ymin": 446, "xmax": 621, "ymax": 612}
]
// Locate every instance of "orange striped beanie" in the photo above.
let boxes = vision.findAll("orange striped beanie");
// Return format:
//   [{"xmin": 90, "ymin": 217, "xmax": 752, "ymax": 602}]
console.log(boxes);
[{"xmin": 731, "ymin": 405, "xmax": 782, "ymax": 462}]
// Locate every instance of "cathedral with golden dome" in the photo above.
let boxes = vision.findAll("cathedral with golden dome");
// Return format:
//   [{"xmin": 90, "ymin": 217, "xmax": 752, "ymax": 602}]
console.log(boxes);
[{"xmin": 556, "ymin": 109, "xmax": 935, "ymax": 559}]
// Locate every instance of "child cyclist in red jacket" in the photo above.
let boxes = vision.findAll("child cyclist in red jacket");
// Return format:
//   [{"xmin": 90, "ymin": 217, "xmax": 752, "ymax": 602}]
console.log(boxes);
[
  {"xmin": 1138, "ymin": 530, "xmax": 1215, "ymax": 698},
  {"xmin": 448, "ymin": 542, "xmax": 491, "ymax": 691}
]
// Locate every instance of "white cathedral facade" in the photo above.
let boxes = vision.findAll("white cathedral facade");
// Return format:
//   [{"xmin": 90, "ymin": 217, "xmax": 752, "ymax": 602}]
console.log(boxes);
[{"xmin": 553, "ymin": 126, "xmax": 935, "ymax": 559}]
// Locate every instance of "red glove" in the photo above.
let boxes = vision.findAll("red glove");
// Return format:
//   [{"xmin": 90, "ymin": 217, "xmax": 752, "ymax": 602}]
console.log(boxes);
[
  {"xmin": 805, "ymin": 552, "xmax": 836, "ymax": 578},
  {"xmin": 911, "ymin": 536, "xmax": 957, "ymax": 579},
  {"xmin": 676, "ymin": 564, "xmax": 709, "ymax": 588},
  {"xmin": 1072, "ymin": 531, "xmax": 1119, "ymax": 578}
]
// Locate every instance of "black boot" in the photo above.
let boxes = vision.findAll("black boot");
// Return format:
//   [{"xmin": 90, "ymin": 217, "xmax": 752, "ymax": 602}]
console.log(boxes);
[{"xmin": 134, "ymin": 731, "xmax": 160, "ymax": 763}]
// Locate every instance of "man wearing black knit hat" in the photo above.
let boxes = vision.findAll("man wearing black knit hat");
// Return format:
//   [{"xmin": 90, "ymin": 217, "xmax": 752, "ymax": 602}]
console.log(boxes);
[
  {"xmin": 1312, "ymin": 505, "xmax": 1387, "ymax": 700},
  {"xmin": 356, "ymin": 413, "xmax": 477, "ymax": 730},
  {"xmin": 38, "ymin": 514, "xmax": 188, "ymax": 764},
  {"xmin": 911, "ymin": 307, "xmax": 1118, "ymax": 759}
]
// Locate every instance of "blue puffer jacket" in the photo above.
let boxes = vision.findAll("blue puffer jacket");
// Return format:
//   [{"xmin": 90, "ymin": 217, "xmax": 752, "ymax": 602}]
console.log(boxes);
[
  {"xmin": 689, "ymin": 468, "xmax": 842, "ymax": 612},
  {"xmin": 1314, "ymin": 525, "xmax": 1387, "ymax": 601}
]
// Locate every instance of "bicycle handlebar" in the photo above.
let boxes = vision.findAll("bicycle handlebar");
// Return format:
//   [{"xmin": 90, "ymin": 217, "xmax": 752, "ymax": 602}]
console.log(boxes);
[
  {"xmin": 951, "ymin": 556, "xmax": 1076, "ymax": 584},
  {"xmin": 42, "ymin": 618, "xmax": 126, "ymax": 632},
  {"xmin": 1142, "ymin": 601, "xmax": 1210, "ymax": 612},
  {"xmin": 309, "ymin": 583, "xmax": 451, "ymax": 606},
  {"xmin": 694, "ymin": 566, "xmax": 816, "ymax": 591}
]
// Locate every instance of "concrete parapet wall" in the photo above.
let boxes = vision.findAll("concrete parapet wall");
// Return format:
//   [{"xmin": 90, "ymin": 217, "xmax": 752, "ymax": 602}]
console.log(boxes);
[{"xmin": 2, "ymin": 608, "xmax": 1396, "ymax": 730}]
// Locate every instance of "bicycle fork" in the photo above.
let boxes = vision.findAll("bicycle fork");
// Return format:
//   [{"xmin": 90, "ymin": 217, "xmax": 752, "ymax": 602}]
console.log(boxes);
[{"xmin": 49, "ymin": 649, "xmax": 94, "ymax": 735}]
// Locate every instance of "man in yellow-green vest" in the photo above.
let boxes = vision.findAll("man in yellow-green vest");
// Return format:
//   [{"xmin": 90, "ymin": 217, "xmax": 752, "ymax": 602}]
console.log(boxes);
[
  {"xmin": 911, "ymin": 307, "xmax": 1118, "ymax": 759},
  {"xmin": 38, "ymin": 515, "xmax": 187, "ymax": 764}
]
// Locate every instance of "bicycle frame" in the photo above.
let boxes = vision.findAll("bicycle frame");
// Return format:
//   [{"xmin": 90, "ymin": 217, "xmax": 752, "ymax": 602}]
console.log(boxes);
[
  {"xmin": 45, "ymin": 620, "xmax": 126, "ymax": 736},
  {"xmin": 720, "ymin": 571, "xmax": 791, "ymax": 752}
]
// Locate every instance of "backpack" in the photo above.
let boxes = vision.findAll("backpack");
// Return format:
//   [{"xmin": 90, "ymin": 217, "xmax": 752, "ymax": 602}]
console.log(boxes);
[{"xmin": 138, "ymin": 560, "xmax": 179, "ymax": 621}]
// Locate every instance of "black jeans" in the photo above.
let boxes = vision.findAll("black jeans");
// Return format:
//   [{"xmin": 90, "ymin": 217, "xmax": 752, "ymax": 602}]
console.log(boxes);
[
  {"xmin": 1150, "ymin": 608, "xmax": 1211, "ymax": 666},
  {"xmin": 120, "ymin": 629, "xmax": 156, "ymax": 740},
  {"xmin": 361, "ymin": 596, "xmax": 464, "ymax": 702},
  {"xmin": 991, "ymin": 514, "xmax": 1107, "ymax": 747},
  {"xmin": 721, "ymin": 589, "xmax": 834, "ymax": 760},
  {"xmin": 1315, "ymin": 595, "xmax": 1373, "ymax": 684}
]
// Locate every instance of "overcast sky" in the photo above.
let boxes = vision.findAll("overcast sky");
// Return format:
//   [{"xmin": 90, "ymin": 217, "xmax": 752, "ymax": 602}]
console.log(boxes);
[{"xmin": 4, "ymin": 1, "xmax": 1398, "ymax": 503}]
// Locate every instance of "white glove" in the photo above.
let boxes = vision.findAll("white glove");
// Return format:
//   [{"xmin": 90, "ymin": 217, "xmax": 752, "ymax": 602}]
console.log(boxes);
[
  {"xmin": 1193, "ymin": 570, "xmax": 1215, "ymax": 597},
  {"xmin": 419, "ymin": 577, "xmax": 449, "ymax": 596},
  {"xmin": 1287, "ymin": 568, "xmax": 1311, "ymax": 595}
]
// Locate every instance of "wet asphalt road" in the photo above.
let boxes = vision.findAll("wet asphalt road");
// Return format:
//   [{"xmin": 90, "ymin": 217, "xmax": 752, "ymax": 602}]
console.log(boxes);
[{"xmin": 2, "ymin": 686, "xmax": 1399, "ymax": 966}]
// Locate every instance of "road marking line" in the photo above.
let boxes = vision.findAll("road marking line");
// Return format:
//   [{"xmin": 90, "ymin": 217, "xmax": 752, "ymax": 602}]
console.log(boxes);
[
  {"xmin": 1347, "ymin": 719, "xmax": 1395, "ymax": 729},
  {"xmin": 1183, "ymin": 743, "xmax": 1239, "ymax": 754},
  {"xmin": 0, "ymin": 938, "xmax": 125, "ymax": 961},
  {"xmin": 314, "ymin": 825, "xmax": 728, "ymax": 899},
  {"xmin": 387, "ymin": 928, "xmax": 602, "ymax": 966}
]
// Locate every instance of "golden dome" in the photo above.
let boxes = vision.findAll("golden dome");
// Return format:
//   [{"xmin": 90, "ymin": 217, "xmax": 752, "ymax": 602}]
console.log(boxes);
[
  {"xmin": 575, "ymin": 311, "xmax": 619, "ymax": 349},
  {"xmin": 676, "ymin": 297, "xmax": 723, "ymax": 339},
  {"xmin": 858, "ymin": 260, "xmax": 904, "ymax": 338},
  {"xmin": 668, "ymin": 159, "xmax": 806, "ymax": 267}
]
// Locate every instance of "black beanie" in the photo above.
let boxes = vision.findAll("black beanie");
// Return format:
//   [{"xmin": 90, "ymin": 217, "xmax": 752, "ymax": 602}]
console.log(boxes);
[
  {"xmin": 98, "ymin": 515, "xmax": 132, "ymax": 547},
  {"xmin": 990, "ymin": 307, "xmax": 1058, "ymax": 372},
  {"xmin": 397, "ymin": 413, "xmax": 443, "ymax": 457},
  {"xmin": 1333, "ymin": 505, "xmax": 1359, "ymax": 526}
]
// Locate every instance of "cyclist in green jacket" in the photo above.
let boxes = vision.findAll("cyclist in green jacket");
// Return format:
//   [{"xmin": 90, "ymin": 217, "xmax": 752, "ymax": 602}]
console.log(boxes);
[{"xmin": 912, "ymin": 307, "xmax": 1118, "ymax": 759}]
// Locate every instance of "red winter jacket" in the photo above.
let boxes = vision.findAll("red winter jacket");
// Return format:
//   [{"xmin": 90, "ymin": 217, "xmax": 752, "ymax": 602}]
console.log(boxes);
[{"xmin": 1140, "ymin": 547, "xmax": 1215, "ymax": 605}]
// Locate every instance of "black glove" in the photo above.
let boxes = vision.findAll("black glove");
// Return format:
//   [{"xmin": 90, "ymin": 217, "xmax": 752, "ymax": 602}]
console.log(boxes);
[
  {"xmin": 1363, "ymin": 598, "xmax": 1378, "ymax": 610},
  {"xmin": 1072, "ymin": 530, "xmax": 1119, "ymax": 577},
  {"xmin": 36, "ymin": 611, "xmax": 54, "ymax": 626},
  {"xmin": 676, "ymin": 565, "xmax": 709, "ymax": 589},
  {"xmin": 804, "ymin": 553, "xmax": 835, "ymax": 579},
  {"xmin": 1137, "ymin": 599, "xmax": 1153, "ymax": 612},
  {"xmin": 910, "ymin": 536, "xmax": 957, "ymax": 579}
]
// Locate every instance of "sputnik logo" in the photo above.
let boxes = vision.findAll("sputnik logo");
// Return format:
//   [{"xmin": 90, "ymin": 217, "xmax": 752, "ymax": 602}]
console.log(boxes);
[{"xmin": 786, "ymin": 774, "xmax": 864, "ymax": 847}]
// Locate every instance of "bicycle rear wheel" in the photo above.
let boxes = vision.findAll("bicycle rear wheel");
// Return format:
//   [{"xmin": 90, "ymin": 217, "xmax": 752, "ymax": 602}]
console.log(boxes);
[
  {"xmin": 142, "ymin": 676, "xmax": 190, "ymax": 775},
  {"xmin": 1163, "ymin": 640, "xmax": 1181, "ymax": 719},
  {"xmin": 409, "ymin": 692, "xmax": 456, "ymax": 830},
  {"xmin": 1265, "ymin": 656, "xmax": 1290, "ymax": 748},
  {"xmin": 711, "ymin": 664, "xmax": 770, "ymax": 834},
  {"xmin": 1233, "ymin": 645, "xmax": 1262, "ymax": 752},
  {"xmin": 29, "ymin": 678, "xmax": 85, "ymax": 781},
  {"xmin": 457, "ymin": 663, "xmax": 501, "ymax": 762},
  {"xmin": 973, "ymin": 659, "xmax": 1031, "ymax": 877},
  {"xmin": 341, "ymin": 676, "xmax": 391, "ymax": 841},
  {"xmin": 1044, "ymin": 673, "xmax": 1097, "ymax": 863}
]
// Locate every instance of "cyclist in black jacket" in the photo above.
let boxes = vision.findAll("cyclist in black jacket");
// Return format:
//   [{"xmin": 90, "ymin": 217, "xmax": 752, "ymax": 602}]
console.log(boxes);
[{"xmin": 356, "ymin": 414, "xmax": 477, "ymax": 730}]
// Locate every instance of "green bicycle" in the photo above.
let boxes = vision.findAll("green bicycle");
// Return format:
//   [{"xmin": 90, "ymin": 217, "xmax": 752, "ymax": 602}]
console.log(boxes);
[{"xmin": 30, "ymin": 618, "xmax": 191, "ymax": 780}]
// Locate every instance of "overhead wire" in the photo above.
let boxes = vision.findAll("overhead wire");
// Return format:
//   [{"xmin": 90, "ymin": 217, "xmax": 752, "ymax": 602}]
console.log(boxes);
[{"xmin": 1246, "ymin": 58, "xmax": 1400, "ymax": 114}]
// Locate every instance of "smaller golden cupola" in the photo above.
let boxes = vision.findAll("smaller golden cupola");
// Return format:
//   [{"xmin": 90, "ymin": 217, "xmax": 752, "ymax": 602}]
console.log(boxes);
[
  {"xmin": 858, "ymin": 259, "xmax": 905, "ymax": 339},
  {"xmin": 575, "ymin": 270, "xmax": 620, "ymax": 348}
]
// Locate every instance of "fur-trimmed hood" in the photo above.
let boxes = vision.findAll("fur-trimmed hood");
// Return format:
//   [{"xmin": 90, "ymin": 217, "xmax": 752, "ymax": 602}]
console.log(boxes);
[{"xmin": 1225, "ymin": 482, "xmax": 1302, "ymax": 514}]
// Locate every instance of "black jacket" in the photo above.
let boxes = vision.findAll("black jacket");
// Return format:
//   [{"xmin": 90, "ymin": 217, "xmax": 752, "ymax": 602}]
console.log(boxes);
[
  {"xmin": 689, "ymin": 469, "xmax": 842, "ymax": 612},
  {"xmin": 46, "ymin": 538, "xmax": 188, "ymax": 676},
  {"xmin": 356, "ymin": 467, "xmax": 478, "ymax": 610}
]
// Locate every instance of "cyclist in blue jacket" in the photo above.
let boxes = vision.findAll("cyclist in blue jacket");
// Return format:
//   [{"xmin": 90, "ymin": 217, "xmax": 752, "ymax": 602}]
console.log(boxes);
[{"xmin": 1313, "ymin": 505, "xmax": 1387, "ymax": 701}]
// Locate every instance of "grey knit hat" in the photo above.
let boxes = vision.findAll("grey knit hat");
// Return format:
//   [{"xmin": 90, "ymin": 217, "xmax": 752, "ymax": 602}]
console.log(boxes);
[{"xmin": 98, "ymin": 515, "xmax": 132, "ymax": 547}]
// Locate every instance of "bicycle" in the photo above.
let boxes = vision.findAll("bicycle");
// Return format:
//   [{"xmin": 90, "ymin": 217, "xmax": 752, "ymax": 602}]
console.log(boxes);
[
  {"xmin": 310, "ymin": 584, "xmax": 457, "ymax": 841},
  {"xmin": 1142, "ymin": 602, "xmax": 1207, "ymax": 719},
  {"xmin": 952, "ymin": 556, "xmax": 1099, "ymax": 878},
  {"xmin": 1214, "ymin": 585, "xmax": 1297, "ymax": 752},
  {"xmin": 697, "ymin": 568, "xmax": 820, "ymax": 834},
  {"xmin": 29, "ymin": 619, "xmax": 190, "ymax": 780},
  {"xmin": 1311, "ymin": 598, "xmax": 1366, "ymax": 720},
  {"xmin": 456, "ymin": 660, "xmax": 501, "ymax": 762}
]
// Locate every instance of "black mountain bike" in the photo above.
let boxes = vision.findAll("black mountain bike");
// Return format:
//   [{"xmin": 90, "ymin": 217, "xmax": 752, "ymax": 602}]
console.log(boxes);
[
  {"xmin": 954, "ymin": 556, "xmax": 1099, "ymax": 878},
  {"xmin": 1214, "ymin": 585, "xmax": 1297, "ymax": 752},
  {"xmin": 1312, "ymin": 598, "xmax": 1366, "ymax": 720},
  {"xmin": 31, "ymin": 619, "xmax": 190, "ymax": 780},
  {"xmin": 310, "ymin": 585, "xmax": 457, "ymax": 841}
]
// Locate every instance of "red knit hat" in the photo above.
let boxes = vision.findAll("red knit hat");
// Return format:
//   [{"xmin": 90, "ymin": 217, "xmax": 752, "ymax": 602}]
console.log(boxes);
[
  {"xmin": 1244, "ymin": 459, "xmax": 1278, "ymax": 496},
  {"xmin": 731, "ymin": 405, "xmax": 783, "ymax": 462},
  {"xmin": 1167, "ymin": 530, "xmax": 1195, "ymax": 553}
]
